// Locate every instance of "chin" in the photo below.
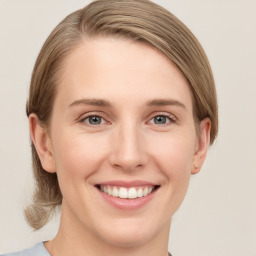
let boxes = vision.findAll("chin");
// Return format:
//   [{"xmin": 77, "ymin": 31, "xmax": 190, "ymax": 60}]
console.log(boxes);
[
  {"xmin": 92, "ymin": 216, "xmax": 170, "ymax": 248},
  {"xmin": 100, "ymin": 228, "xmax": 155, "ymax": 248}
]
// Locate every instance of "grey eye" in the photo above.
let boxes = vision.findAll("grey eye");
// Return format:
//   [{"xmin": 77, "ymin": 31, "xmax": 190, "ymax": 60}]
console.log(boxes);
[
  {"xmin": 153, "ymin": 115, "xmax": 168, "ymax": 124},
  {"xmin": 86, "ymin": 116, "xmax": 103, "ymax": 125}
]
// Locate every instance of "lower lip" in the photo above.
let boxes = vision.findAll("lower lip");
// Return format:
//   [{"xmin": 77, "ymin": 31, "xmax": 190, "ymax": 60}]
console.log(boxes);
[{"xmin": 97, "ymin": 187, "xmax": 158, "ymax": 210}]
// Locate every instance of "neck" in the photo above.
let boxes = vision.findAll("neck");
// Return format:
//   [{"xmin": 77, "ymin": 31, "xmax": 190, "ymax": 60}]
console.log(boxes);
[{"xmin": 45, "ymin": 204, "xmax": 171, "ymax": 256}]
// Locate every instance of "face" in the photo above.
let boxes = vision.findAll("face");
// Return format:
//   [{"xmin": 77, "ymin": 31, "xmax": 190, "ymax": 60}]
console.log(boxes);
[{"xmin": 31, "ymin": 37, "xmax": 210, "ymax": 248}]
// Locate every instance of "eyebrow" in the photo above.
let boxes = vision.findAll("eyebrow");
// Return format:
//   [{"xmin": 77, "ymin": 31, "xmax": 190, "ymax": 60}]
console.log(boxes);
[
  {"xmin": 69, "ymin": 98, "xmax": 186, "ymax": 110},
  {"xmin": 146, "ymin": 98, "xmax": 187, "ymax": 110},
  {"xmin": 69, "ymin": 98, "xmax": 111, "ymax": 108}
]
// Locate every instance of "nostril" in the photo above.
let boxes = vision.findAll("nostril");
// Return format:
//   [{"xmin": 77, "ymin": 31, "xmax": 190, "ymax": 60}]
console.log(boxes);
[{"xmin": 112, "ymin": 162, "xmax": 144, "ymax": 172}]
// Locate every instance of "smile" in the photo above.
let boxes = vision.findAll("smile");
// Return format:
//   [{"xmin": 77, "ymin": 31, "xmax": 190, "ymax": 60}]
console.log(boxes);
[{"xmin": 99, "ymin": 185, "xmax": 157, "ymax": 199}]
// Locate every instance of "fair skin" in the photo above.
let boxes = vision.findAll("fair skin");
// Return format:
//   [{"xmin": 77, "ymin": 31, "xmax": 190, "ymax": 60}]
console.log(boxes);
[{"xmin": 29, "ymin": 37, "xmax": 211, "ymax": 256}]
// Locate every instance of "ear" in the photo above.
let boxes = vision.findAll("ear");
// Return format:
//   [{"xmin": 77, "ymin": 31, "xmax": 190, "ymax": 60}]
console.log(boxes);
[
  {"xmin": 29, "ymin": 113, "xmax": 56, "ymax": 173},
  {"xmin": 192, "ymin": 118, "xmax": 211, "ymax": 174}
]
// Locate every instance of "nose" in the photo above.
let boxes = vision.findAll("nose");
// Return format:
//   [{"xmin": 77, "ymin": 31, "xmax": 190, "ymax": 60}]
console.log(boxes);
[{"xmin": 109, "ymin": 122, "xmax": 148, "ymax": 172}]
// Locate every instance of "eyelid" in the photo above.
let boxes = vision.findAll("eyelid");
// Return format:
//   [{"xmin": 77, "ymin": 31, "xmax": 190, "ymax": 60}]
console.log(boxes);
[
  {"xmin": 79, "ymin": 112, "xmax": 110, "ymax": 126},
  {"xmin": 77, "ymin": 111, "xmax": 177, "ymax": 126},
  {"xmin": 147, "ymin": 112, "xmax": 177, "ymax": 124}
]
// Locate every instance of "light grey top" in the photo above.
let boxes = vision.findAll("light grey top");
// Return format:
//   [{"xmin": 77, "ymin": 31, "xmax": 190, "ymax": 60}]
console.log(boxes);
[
  {"xmin": 2, "ymin": 242, "xmax": 50, "ymax": 256},
  {"xmin": 2, "ymin": 242, "xmax": 172, "ymax": 256}
]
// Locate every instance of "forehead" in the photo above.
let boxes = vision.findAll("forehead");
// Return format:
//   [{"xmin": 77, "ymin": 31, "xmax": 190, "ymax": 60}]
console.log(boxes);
[{"xmin": 55, "ymin": 37, "xmax": 193, "ymax": 111}]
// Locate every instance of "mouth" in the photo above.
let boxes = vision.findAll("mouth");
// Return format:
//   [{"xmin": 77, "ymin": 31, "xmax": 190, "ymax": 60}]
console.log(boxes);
[{"xmin": 96, "ymin": 184, "xmax": 160, "ymax": 199}]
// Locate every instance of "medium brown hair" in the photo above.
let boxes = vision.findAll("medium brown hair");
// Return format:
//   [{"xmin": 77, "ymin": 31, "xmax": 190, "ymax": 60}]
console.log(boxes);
[{"xmin": 25, "ymin": 0, "xmax": 218, "ymax": 230}]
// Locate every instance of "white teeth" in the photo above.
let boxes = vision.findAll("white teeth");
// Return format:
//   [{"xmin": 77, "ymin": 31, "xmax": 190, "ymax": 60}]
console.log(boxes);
[
  {"xmin": 119, "ymin": 187, "xmax": 128, "ymax": 198},
  {"xmin": 107, "ymin": 187, "xmax": 112, "ymax": 195},
  {"xmin": 137, "ymin": 188, "xmax": 143, "ymax": 197},
  {"xmin": 128, "ymin": 188, "xmax": 137, "ymax": 199},
  {"xmin": 143, "ymin": 187, "xmax": 149, "ymax": 196},
  {"xmin": 99, "ymin": 185, "xmax": 156, "ymax": 199},
  {"xmin": 112, "ymin": 186, "xmax": 119, "ymax": 197}
]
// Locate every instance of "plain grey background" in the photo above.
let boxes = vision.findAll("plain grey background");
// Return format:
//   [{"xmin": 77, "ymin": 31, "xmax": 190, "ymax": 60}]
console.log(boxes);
[{"xmin": 0, "ymin": 0, "xmax": 256, "ymax": 255}]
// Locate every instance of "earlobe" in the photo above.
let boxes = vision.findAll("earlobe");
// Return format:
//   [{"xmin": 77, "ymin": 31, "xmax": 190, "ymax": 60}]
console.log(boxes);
[
  {"xmin": 29, "ymin": 114, "xmax": 56, "ymax": 173},
  {"xmin": 191, "ymin": 118, "xmax": 211, "ymax": 174}
]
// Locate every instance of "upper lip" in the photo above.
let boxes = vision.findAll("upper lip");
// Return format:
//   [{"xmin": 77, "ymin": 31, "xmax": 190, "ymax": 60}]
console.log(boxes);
[{"xmin": 96, "ymin": 180, "xmax": 158, "ymax": 188}]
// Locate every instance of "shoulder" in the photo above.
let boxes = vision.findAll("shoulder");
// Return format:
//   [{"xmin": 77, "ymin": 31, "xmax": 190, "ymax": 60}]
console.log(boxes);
[{"xmin": 1, "ymin": 242, "xmax": 50, "ymax": 256}]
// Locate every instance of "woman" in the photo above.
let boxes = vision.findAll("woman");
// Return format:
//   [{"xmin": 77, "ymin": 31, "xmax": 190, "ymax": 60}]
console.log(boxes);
[{"xmin": 3, "ymin": 0, "xmax": 218, "ymax": 255}]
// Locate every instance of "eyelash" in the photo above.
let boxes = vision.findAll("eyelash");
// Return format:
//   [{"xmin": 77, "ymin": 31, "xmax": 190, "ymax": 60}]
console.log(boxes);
[
  {"xmin": 79, "ymin": 112, "xmax": 177, "ymax": 127},
  {"xmin": 80, "ymin": 113, "xmax": 108, "ymax": 126},
  {"xmin": 148, "ymin": 113, "xmax": 177, "ymax": 126}
]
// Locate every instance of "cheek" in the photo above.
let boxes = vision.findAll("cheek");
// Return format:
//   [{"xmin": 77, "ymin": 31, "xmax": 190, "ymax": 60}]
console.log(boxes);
[
  {"xmin": 51, "ymin": 133, "xmax": 110, "ymax": 207},
  {"xmin": 149, "ymin": 132, "xmax": 196, "ymax": 175},
  {"xmin": 52, "ymin": 132, "xmax": 108, "ymax": 180},
  {"xmin": 149, "ymin": 134, "xmax": 195, "ymax": 208},
  {"xmin": 158, "ymin": 142, "xmax": 193, "ymax": 193}
]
